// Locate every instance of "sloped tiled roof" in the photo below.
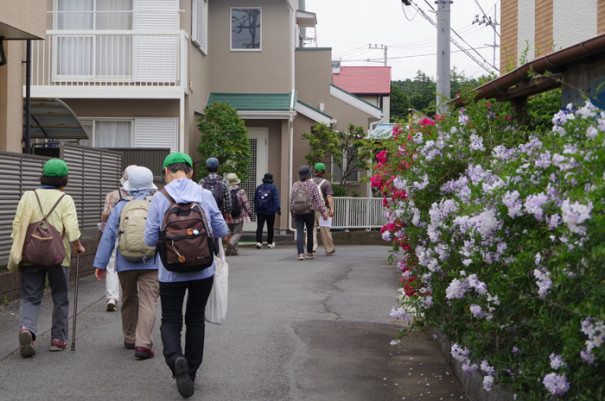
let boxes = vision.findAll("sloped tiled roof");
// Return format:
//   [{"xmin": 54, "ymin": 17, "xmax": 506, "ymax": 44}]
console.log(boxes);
[
  {"xmin": 332, "ymin": 66, "xmax": 392, "ymax": 95},
  {"xmin": 207, "ymin": 93, "xmax": 291, "ymax": 110}
]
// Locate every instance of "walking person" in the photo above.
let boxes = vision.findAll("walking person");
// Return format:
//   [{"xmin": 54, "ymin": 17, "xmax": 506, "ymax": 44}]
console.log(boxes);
[
  {"xmin": 225, "ymin": 173, "xmax": 251, "ymax": 256},
  {"xmin": 144, "ymin": 152, "xmax": 228, "ymax": 398},
  {"xmin": 199, "ymin": 157, "xmax": 232, "ymax": 223},
  {"xmin": 254, "ymin": 173, "xmax": 281, "ymax": 249},
  {"xmin": 93, "ymin": 166, "xmax": 159, "ymax": 359},
  {"xmin": 312, "ymin": 163, "xmax": 336, "ymax": 255},
  {"xmin": 290, "ymin": 165, "xmax": 328, "ymax": 261},
  {"xmin": 98, "ymin": 165, "xmax": 138, "ymax": 312},
  {"xmin": 12, "ymin": 158, "xmax": 86, "ymax": 357}
]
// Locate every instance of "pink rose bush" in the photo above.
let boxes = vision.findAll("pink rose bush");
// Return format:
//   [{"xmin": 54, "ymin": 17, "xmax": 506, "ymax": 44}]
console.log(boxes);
[{"xmin": 374, "ymin": 99, "xmax": 604, "ymax": 400}]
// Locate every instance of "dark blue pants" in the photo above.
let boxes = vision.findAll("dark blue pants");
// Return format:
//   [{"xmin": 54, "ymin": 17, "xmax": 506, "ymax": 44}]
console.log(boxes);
[
  {"xmin": 159, "ymin": 277, "xmax": 214, "ymax": 382},
  {"xmin": 295, "ymin": 212, "xmax": 315, "ymax": 254}
]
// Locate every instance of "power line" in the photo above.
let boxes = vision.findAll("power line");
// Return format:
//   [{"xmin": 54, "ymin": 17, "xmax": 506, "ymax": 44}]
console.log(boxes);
[{"xmin": 339, "ymin": 46, "xmax": 491, "ymax": 62}]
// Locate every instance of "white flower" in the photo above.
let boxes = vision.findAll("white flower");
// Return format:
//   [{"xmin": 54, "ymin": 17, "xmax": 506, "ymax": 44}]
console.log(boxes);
[
  {"xmin": 561, "ymin": 199, "xmax": 593, "ymax": 235},
  {"xmin": 483, "ymin": 375, "xmax": 494, "ymax": 392}
]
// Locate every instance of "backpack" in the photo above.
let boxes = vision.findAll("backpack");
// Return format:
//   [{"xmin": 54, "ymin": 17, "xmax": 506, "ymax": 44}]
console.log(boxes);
[
  {"xmin": 22, "ymin": 191, "xmax": 66, "ymax": 266},
  {"xmin": 201, "ymin": 176, "xmax": 224, "ymax": 211},
  {"xmin": 156, "ymin": 189, "xmax": 214, "ymax": 272},
  {"xmin": 292, "ymin": 182, "xmax": 313, "ymax": 214},
  {"xmin": 256, "ymin": 186, "xmax": 272, "ymax": 212},
  {"xmin": 117, "ymin": 197, "xmax": 156, "ymax": 262},
  {"xmin": 230, "ymin": 188, "xmax": 242, "ymax": 218}
]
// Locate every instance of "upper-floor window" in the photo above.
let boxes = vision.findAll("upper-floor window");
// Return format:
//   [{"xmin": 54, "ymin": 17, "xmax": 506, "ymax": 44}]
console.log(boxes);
[
  {"xmin": 231, "ymin": 8, "xmax": 261, "ymax": 51},
  {"xmin": 56, "ymin": 0, "xmax": 133, "ymax": 30},
  {"xmin": 192, "ymin": 0, "xmax": 208, "ymax": 54}
]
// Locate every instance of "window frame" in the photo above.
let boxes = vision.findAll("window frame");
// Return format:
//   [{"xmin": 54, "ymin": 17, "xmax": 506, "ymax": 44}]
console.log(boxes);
[
  {"xmin": 331, "ymin": 151, "xmax": 361, "ymax": 185},
  {"xmin": 230, "ymin": 7, "xmax": 262, "ymax": 51},
  {"xmin": 191, "ymin": 0, "xmax": 208, "ymax": 54}
]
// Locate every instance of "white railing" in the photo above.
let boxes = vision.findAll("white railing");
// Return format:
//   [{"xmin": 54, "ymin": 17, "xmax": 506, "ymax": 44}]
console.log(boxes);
[
  {"xmin": 331, "ymin": 197, "xmax": 385, "ymax": 230},
  {"xmin": 29, "ymin": 30, "xmax": 186, "ymax": 87}
]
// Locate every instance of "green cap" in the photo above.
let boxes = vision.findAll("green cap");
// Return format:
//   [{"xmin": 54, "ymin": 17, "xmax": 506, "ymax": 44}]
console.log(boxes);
[
  {"xmin": 42, "ymin": 158, "xmax": 69, "ymax": 177},
  {"xmin": 314, "ymin": 162, "xmax": 326, "ymax": 171},
  {"xmin": 163, "ymin": 152, "xmax": 193, "ymax": 169}
]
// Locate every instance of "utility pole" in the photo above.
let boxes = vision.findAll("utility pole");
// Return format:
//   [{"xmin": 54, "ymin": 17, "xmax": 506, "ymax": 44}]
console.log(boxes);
[
  {"xmin": 368, "ymin": 44, "xmax": 388, "ymax": 66},
  {"xmin": 436, "ymin": 0, "xmax": 451, "ymax": 114},
  {"xmin": 473, "ymin": 7, "xmax": 499, "ymax": 69}
]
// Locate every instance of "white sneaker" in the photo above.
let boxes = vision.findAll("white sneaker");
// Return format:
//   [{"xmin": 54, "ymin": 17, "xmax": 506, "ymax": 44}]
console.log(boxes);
[
  {"xmin": 256, "ymin": 242, "xmax": 262, "ymax": 249},
  {"xmin": 267, "ymin": 243, "xmax": 275, "ymax": 249},
  {"xmin": 106, "ymin": 299, "xmax": 117, "ymax": 312}
]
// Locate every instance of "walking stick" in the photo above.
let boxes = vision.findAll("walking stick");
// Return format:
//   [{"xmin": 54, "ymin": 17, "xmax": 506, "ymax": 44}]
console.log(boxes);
[{"xmin": 71, "ymin": 252, "xmax": 80, "ymax": 351}]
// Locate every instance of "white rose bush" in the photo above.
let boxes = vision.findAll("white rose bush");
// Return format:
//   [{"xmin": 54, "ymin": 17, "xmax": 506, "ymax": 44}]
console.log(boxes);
[{"xmin": 373, "ymin": 99, "xmax": 604, "ymax": 400}]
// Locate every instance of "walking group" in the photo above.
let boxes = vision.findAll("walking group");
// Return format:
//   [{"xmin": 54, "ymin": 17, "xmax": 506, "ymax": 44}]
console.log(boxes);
[{"xmin": 9, "ymin": 155, "xmax": 335, "ymax": 399}]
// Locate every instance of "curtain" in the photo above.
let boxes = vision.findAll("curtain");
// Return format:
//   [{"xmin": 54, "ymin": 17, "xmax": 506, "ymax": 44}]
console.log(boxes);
[{"xmin": 95, "ymin": 121, "xmax": 132, "ymax": 148}]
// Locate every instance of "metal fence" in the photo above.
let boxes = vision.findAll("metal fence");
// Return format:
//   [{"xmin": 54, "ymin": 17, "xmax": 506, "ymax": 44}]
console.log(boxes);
[
  {"xmin": 104, "ymin": 147, "xmax": 170, "ymax": 181},
  {"xmin": 331, "ymin": 197, "xmax": 385, "ymax": 230},
  {"xmin": 0, "ymin": 145, "xmax": 121, "ymax": 266}
]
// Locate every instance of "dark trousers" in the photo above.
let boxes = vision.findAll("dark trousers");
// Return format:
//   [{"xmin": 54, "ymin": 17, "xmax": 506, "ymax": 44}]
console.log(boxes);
[
  {"xmin": 295, "ymin": 212, "xmax": 315, "ymax": 255},
  {"xmin": 159, "ymin": 277, "xmax": 214, "ymax": 382},
  {"xmin": 256, "ymin": 213, "xmax": 276, "ymax": 244},
  {"xmin": 19, "ymin": 265, "xmax": 70, "ymax": 342}
]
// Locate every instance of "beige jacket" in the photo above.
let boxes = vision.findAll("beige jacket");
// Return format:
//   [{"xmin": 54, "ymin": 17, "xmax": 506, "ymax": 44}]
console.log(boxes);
[{"xmin": 11, "ymin": 189, "xmax": 81, "ymax": 267}]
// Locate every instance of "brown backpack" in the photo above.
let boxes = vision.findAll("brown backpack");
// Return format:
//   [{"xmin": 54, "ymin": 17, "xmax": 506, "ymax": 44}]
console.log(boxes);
[
  {"xmin": 156, "ymin": 189, "xmax": 214, "ymax": 272},
  {"xmin": 22, "ymin": 191, "xmax": 66, "ymax": 266}
]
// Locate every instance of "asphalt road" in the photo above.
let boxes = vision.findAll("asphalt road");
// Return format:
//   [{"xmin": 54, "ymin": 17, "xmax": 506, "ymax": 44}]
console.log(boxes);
[{"xmin": 0, "ymin": 245, "xmax": 469, "ymax": 401}]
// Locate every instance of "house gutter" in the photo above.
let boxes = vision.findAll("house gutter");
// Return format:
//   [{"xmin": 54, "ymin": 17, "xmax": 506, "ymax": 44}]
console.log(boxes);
[
  {"xmin": 453, "ymin": 33, "xmax": 605, "ymax": 106},
  {"xmin": 288, "ymin": 4, "xmax": 296, "ymax": 234}
]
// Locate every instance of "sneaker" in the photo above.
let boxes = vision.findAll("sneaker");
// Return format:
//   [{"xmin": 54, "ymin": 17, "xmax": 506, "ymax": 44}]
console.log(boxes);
[
  {"xmin": 326, "ymin": 249, "xmax": 336, "ymax": 255},
  {"xmin": 305, "ymin": 252, "xmax": 315, "ymax": 259},
  {"xmin": 267, "ymin": 243, "xmax": 276, "ymax": 249},
  {"xmin": 19, "ymin": 328, "xmax": 35, "ymax": 358},
  {"xmin": 256, "ymin": 242, "xmax": 262, "ymax": 249},
  {"xmin": 106, "ymin": 299, "xmax": 117, "ymax": 312},
  {"xmin": 49, "ymin": 338, "xmax": 68, "ymax": 352},
  {"xmin": 231, "ymin": 248, "xmax": 239, "ymax": 256},
  {"xmin": 124, "ymin": 342, "xmax": 135, "ymax": 350},
  {"xmin": 134, "ymin": 346, "xmax": 155, "ymax": 359},
  {"xmin": 174, "ymin": 356, "xmax": 194, "ymax": 398},
  {"xmin": 297, "ymin": 254, "xmax": 304, "ymax": 260}
]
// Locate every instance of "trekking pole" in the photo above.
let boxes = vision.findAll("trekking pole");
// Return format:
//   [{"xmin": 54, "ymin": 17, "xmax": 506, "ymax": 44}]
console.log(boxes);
[{"xmin": 71, "ymin": 252, "xmax": 80, "ymax": 351}]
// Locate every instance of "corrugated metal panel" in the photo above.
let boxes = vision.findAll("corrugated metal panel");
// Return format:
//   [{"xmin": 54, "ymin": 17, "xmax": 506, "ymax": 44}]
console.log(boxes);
[
  {"xmin": 0, "ymin": 146, "xmax": 122, "ymax": 266},
  {"xmin": 106, "ymin": 148, "xmax": 171, "ymax": 179},
  {"xmin": 135, "ymin": 118, "xmax": 178, "ymax": 153},
  {"xmin": 207, "ymin": 93, "xmax": 292, "ymax": 110}
]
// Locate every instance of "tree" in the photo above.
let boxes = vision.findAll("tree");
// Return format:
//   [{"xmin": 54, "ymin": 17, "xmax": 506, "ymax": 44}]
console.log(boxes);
[
  {"xmin": 196, "ymin": 102, "xmax": 252, "ymax": 182},
  {"xmin": 302, "ymin": 123, "xmax": 377, "ymax": 187},
  {"xmin": 390, "ymin": 84, "xmax": 411, "ymax": 122}
]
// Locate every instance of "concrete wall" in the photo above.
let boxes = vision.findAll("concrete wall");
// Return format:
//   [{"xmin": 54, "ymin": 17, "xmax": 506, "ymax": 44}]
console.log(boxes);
[{"xmin": 0, "ymin": 43, "xmax": 26, "ymax": 153}]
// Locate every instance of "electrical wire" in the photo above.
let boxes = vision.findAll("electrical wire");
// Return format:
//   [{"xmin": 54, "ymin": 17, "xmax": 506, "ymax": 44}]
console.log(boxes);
[
  {"xmin": 473, "ymin": 0, "xmax": 501, "ymax": 38},
  {"xmin": 338, "ymin": 46, "xmax": 491, "ymax": 62},
  {"xmin": 402, "ymin": 0, "xmax": 419, "ymax": 21}
]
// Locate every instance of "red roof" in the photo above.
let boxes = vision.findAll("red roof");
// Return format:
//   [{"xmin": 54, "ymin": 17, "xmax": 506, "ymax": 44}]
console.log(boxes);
[{"xmin": 332, "ymin": 66, "xmax": 392, "ymax": 95}]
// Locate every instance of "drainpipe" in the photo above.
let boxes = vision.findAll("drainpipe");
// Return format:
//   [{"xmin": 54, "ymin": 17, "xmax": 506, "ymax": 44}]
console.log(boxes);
[
  {"xmin": 23, "ymin": 40, "xmax": 31, "ymax": 154},
  {"xmin": 288, "ymin": 5, "xmax": 297, "ymax": 235}
]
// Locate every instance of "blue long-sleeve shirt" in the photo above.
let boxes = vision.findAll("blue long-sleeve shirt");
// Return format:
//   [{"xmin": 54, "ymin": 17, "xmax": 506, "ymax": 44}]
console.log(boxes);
[
  {"xmin": 144, "ymin": 177, "xmax": 228, "ymax": 283},
  {"xmin": 93, "ymin": 191, "xmax": 158, "ymax": 272},
  {"xmin": 254, "ymin": 183, "xmax": 281, "ymax": 215}
]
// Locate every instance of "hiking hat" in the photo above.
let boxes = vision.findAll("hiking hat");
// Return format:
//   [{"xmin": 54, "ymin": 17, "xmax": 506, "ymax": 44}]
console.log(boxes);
[
  {"xmin": 206, "ymin": 157, "xmax": 219, "ymax": 170},
  {"xmin": 314, "ymin": 162, "xmax": 326, "ymax": 172},
  {"xmin": 123, "ymin": 166, "xmax": 158, "ymax": 192},
  {"xmin": 298, "ymin": 165, "xmax": 311, "ymax": 180},
  {"xmin": 262, "ymin": 173, "xmax": 274, "ymax": 183},
  {"xmin": 120, "ymin": 165, "xmax": 138, "ymax": 185},
  {"xmin": 163, "ymin": 152, "xmax": 193, "ymax": 169},
  {"xmin": 42, "ymin": 159, "xmax": 69, "ymax": 177},
  {"xmin": 226, "ymin": 173, "xmax": 240, "ymax": 185}
]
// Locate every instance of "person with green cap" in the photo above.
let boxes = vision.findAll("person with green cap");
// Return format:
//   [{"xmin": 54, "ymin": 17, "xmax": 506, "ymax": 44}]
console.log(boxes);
[
  {"xmin": 144, "ymin": 152, "xmax": 228, "ymax": 398},
  {"xmin": 312, "ymin": 162, "xmax": 336, "ymax": 255},
  {"xmin": 11, "ymin": 158, "xmax": 86, "ymax": 358}
]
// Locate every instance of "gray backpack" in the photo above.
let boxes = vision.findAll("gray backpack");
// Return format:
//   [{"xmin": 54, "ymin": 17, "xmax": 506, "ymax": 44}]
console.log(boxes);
[{"xmin": 292, "ymin": 183, "xmax": 313, "ymax": 214}]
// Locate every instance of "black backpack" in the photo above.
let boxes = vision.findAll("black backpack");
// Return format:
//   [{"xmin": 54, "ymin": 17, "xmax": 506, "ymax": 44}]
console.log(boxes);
[
  {"xmin": 230, "ymin": 188, "xmax": 242, "ymax": 218},
  {"xmin": 201, "ymin": 176, "xmax": 224, "ymax": 211},
  {"xmin": 156, "ymin": 189, "xmax": 214, "ymax": 272}
]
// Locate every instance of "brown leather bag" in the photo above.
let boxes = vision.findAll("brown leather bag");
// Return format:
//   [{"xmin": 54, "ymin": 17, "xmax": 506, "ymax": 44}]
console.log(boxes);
[{"xmin": 22, "ymin": 191, "xmax": 66, "ymax": 266}]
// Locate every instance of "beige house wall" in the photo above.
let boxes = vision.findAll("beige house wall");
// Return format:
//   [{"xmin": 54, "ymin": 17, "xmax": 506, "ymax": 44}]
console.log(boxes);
[
  {"xmin": 63, "ymin": 99, "xmax": 180, "ymax": 119},
  {"xmin": 0, "ymin": 43, "xmax": 27, "ymax": 152},
  {"xmin": 208, "ymin": 0, "xmax": 292, "ymax": 93},
  {"xmin": 0, "ymin": 0, "xmax": 46, "ymax": 40}
]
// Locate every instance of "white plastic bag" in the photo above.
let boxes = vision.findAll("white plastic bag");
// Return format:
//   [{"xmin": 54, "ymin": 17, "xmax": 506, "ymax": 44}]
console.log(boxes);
[{"xmin": 205, "ymin": 241, "xmax": 229, "ymax": 324}]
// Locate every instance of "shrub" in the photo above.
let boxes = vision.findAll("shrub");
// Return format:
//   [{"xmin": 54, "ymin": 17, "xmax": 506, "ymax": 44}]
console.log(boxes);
[{"xmin": 374, "ymin": 99, "xmax": 605, "ymax": 400}]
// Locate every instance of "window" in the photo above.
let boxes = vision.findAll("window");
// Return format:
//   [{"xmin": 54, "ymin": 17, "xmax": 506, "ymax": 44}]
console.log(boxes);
[
  {"xmin": 331, "ymin": 151, "xmax": 361, "ymax": 184},
  {"xmin": 192, "ymin": 0, "xmax": 208, "ymax": 53},
  {"xmin": 231, "ymin": 8, "xmax": 261, "ymax": 50},
  {"xmin": 94, "ymin": 120, "xmax": 134, "ymax": 148}
]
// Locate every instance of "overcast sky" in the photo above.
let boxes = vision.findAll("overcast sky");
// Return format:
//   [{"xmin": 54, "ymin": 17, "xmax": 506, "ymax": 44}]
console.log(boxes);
[{"xmin": 304, "ymin": 0, "xmax": 500, "ymax": 81}]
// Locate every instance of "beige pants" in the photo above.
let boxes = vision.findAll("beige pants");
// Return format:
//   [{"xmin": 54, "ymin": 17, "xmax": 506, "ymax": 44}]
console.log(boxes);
[
  {"xmin": 118, "ymin": 269, "xmax": 159, "ymax": 349},
  {"xmin": 313, "ymin": 211, "xmax": 335, "ymax": 254}
]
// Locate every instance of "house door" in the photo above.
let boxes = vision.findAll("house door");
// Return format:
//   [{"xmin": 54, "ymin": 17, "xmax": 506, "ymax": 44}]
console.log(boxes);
[{"xmin": 242, "ymin": 128, "xmax": 268, "ymax": 231}]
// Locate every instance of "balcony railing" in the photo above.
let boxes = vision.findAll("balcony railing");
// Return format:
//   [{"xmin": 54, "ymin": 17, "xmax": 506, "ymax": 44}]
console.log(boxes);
[
  {"xmin": 332, "ymin": 197, "xmax": 385, "ymax": 230},
  {"xmin": 29, "ymin": 30, "xmax": 187, "ymax": 88}
]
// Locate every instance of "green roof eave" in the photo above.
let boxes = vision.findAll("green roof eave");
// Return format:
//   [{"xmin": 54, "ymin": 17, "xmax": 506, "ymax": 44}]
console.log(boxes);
[
  {"xmin": 207, "ymin": 92, "xmax": 292, "ymax": 111},
  {"xmin": 297, "ymin": 100, "xmax": 333, "ymax": 119},
  {"xmin": 329, "ymin": 84, "xmax": 382, "ymax": 112}
]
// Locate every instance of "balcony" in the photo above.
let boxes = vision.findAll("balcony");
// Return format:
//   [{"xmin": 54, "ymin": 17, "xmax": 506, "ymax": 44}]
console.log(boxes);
[{"xmin": 28, "ymin": 29, "xmax": 188, "ymax": 99}]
